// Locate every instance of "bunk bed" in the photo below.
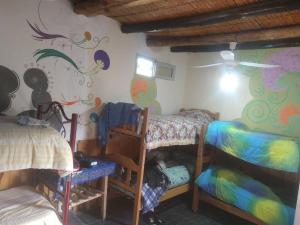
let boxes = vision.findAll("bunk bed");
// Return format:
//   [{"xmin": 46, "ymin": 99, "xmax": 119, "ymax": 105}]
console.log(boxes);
[
  {"xmin": 192, "ymin": 121, "xmax": 300, "ymax": 225},
  {"xmin": 103, "ymin": 106, "xmax": 219, "ymax": 225},
  {"xmin": 0, "ymin": 101, "xmax": 77, "ymax": 225}
]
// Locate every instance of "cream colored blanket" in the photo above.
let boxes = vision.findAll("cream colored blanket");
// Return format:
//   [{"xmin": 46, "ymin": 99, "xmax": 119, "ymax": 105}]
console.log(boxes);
[
  {"xmin": 0, "ymin": 186, "xmax": 62, "ymax": 225},
  {"xmin": 0, "ymin": 116, "xmax": 73, "ymax": 174}
]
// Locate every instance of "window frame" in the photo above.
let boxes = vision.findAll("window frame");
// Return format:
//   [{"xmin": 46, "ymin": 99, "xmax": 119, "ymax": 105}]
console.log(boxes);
[
  {"xmin": 135, "ymin": 54, "xmax": 156, "ymax": 78},
  {"xmin": 135, "ymin": 54, "xmax": 175, "ymax": 80}
]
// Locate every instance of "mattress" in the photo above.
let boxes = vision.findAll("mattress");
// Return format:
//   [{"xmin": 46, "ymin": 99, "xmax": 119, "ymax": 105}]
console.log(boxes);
[
  {"xmin": 205, "ymin": 121, "xmax": 300, "ymax": 172},
  {"xmin": 146, "ymin": 110, "xmax": 214, "ymax": 150},
  {"xmin": 196, "ymin": 166, "xmax": 295, "ymax": 225},
  {"xmin": 0, "ymin": 186, "xmax": 62, "ymax": 225},
  {"xmin": 0, "ymin": 116, "xmax": 73, "ymax": 174}
]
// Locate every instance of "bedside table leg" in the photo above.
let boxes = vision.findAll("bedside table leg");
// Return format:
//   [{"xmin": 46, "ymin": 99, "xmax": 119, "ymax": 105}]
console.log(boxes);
[{"xmin": 100, "ymin": 176, "xmax": 108, "ymax": 220}]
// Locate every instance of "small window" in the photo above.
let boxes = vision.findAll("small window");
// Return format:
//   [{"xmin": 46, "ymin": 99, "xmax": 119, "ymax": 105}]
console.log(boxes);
[
  {"xmin": 136, "ymin": 55, "xmax": 155, "ymax": 77},
  {"xmin": 135, "ymin": 54, "xmax": 175, "ymax": 80}
]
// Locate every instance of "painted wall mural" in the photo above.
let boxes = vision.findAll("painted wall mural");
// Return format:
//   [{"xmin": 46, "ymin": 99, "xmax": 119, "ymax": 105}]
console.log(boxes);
[
  {"xmin": 0, "ymin": 0, "xmax": 110, "ymax": 138},
  {"xmin": 27, "ymin": 20, "xmax": 110, "ymax": 80},
  {"xmin": 0, "ymin": 65, "xmax": 20, "ymax": 114},
  {"xmin": 19, "ymin": 67, "xmax": 63, "ymax": 131},
  {"xmin": 236, "ymin": 48, "xmax": 300, "ymax": 138},
  {"xmin": 24, "ymin": 0, "xmax": 110, "ymax": 134},
  {"xmin": 131, "ymin": 75, "xmax": 162, "ymax": 114}
]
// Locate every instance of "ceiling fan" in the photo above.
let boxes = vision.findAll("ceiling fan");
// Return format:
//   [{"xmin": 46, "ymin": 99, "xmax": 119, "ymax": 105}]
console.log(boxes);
[{"xmin": 193, "ymin": 42, "xmax": 280, "ymax": 69}]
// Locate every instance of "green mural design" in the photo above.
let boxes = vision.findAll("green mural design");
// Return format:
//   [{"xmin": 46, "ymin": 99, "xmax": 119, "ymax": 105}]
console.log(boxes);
[
  {"xmin": 131, "ymin": 75, "xmax": 162, "ymax": 114},
  {"xmin": 236, "ymin": 48, "xmax": 300, "ymax": 138}
]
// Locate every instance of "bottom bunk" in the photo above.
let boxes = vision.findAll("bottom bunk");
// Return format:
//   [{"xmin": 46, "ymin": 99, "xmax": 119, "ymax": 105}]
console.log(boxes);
[
  {"xmin": 196, "ymin": 165, "xmax": 295, "ymax": 225},
  {"xmin": 0, "ymin": 185, "xmax": 62, "ymax": 225},
  {"xmin": 105, "ymin": 143, "xmax": 198, "ymax": 225},
  {"xmin": 108, "ymin": 146, "xmax": 197, "ymax": 202}
]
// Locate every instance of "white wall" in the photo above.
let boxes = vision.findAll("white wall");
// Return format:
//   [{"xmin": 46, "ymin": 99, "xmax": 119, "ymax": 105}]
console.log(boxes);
[
  {"xmin": 0, "ymin": 0, "xmax": 188, "ymax": 138},
  {"xmin": 86, "ymin": 16, "xmax": 188, "ymax": 114},
  {"xmin": 183, "ymin": 52, "xmax": 252, "ymax": 120}
]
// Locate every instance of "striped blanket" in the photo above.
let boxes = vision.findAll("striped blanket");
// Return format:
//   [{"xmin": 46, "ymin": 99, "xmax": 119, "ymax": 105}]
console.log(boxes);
[{"xmin": 0, "ymin": 116, "xmax": 73, "ymax": 174}]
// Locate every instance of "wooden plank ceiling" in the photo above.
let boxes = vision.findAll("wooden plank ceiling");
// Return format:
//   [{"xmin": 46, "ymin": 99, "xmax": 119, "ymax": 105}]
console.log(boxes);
[{"xmin": 72, "ymin": 0, "xmax": 300, "ymax": 52}]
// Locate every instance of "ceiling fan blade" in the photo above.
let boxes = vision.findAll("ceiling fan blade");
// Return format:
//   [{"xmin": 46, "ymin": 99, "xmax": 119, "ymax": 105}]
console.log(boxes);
[
  {"xmin": 239, "ymin": 61, "xmax": 281, "ymax": 68},
  {"xmin": 193, "ymin": 63, "xmax": 224, "ymax": 68}
]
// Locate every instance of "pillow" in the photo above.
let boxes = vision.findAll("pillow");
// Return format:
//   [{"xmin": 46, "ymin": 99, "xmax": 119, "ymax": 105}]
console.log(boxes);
[{"xmin": 178, "ymin": 109, "xmax": 215, "ymax": 123}]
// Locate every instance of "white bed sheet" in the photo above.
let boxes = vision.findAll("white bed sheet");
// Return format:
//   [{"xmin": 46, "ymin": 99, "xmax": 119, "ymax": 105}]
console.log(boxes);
[{"xmin": 0, "ymin": 186, "xmax": 62, "ymax": 225}]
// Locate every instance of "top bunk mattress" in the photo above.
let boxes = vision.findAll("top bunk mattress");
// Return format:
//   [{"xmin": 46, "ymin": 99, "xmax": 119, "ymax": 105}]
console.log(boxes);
[
  {"xmin": 205, "ymin": 121, "xmax": 300, "ymax": 173},
  {"xmin": 146, "ymin": 110, "xmax": 215, "ymax": 150},
  {"xmin": 0, "ymin": 116, "xmax": 73, "ymax": 174}
]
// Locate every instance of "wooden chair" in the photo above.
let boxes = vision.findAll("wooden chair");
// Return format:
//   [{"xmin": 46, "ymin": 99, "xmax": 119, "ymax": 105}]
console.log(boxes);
[{"xmin": 104, "ymin": 108, "xmax": 149, "ymax": 225}]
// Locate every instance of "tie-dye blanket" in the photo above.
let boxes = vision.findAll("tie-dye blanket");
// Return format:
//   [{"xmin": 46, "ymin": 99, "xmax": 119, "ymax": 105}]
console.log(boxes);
[
  {"xmin": 205, "ymin": 121, "xmax": 300, "ymax": 173},
  {"xmin": 196, "ymin": 166, "xmax": 295, "ymax": 225}
]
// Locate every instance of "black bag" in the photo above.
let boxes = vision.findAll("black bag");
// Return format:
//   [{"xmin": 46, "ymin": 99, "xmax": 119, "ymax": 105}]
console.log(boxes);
[{"xmin": 144, "ymin": 159, "xmax": 170, "ymax": 190}]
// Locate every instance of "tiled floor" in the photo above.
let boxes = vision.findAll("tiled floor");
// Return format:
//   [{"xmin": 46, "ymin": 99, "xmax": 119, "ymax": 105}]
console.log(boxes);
[{"xmin": 70, "ymin": 196, "xmax": 254, "ymax": 225}]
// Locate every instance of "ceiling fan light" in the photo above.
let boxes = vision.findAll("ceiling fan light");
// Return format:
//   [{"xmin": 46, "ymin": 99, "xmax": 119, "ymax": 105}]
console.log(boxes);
[
  {"xmin": 220, "ymin": 73, "xmax": 238, "ymax": 93},
  {"xmin": 220, "ymin": 50, "xmax": 235, "ymax": 61}
]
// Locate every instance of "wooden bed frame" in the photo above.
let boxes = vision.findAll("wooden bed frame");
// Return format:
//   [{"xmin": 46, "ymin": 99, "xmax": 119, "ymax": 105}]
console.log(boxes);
[
  {"xmin": 0, "ymin": 102, "xmax": 77, "ymax": 225},
  {"xmin": 37, "ymin": 101, "xmax": 78, "ymax": 225},
  {"xmin": 192, "ymin": 124, "xmax": 300, "ymax": 225},
  {"xmin": 104, "ymin": 108, "xmax": 220, "ymax": 225}
]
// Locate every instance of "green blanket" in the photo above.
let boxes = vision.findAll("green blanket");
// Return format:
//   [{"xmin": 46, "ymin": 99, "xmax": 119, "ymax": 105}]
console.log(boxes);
[
  {"xmin": 205, "ymin": 121, "xmax": 300, "ymax": 173},
  {"xmin": 196, "ymin": 166, "xmax": 295, "ymax": 225}
]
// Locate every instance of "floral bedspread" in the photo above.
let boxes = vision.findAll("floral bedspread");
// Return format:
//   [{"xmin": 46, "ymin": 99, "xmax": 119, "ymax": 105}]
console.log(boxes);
[{"xmin": 145, "ymin": 112, "xmax": 213, "ymax": 150}]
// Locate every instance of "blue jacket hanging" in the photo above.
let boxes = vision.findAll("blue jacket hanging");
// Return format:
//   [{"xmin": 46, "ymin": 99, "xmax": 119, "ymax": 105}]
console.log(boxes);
[{"xmin": 97, "ymin": 102, "xmax": 141, "ymax": 146}]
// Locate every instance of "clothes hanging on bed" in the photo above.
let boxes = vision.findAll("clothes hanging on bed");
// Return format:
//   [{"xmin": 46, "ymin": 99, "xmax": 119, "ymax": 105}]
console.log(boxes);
[
  {"xmin": 142, "ymin": 158, "xmax": 170, "ymax": 213},
  {"xmin": 98, "ymin": 102, "xmax": 141, "ymax": 146},
  {"xmin": 144, "ymin": 158, "xmax": 170, "ymax": 190},
  {"xmin": 142, "ymin": 184, "xmax": 165, "ymax": 214}
]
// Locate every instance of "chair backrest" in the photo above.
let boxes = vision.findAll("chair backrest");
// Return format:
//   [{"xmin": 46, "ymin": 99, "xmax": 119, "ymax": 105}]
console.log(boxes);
[{"xmin": 104, "ymin": 108, "xmax": 149, "ymax": 192}]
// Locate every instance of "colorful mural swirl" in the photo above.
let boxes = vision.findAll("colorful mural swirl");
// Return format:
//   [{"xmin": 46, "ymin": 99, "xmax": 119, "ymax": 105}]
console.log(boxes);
[
  {"xmin": 237, "ymin": 48, "xmax": 300, "ymax": 138},
  {"xmin": 27, "ymin": 20, "xmax": 111, "ymax": 77},
  {"xmin": 131, "ymin": 75, "xmax": 162, "ymax": 114}
]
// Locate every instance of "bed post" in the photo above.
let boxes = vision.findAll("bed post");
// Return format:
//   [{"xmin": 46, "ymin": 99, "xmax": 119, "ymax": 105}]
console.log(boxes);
[
  {"xmin": 69, "ymin": 113, "xmax": 78, "ymax": 154},
  {"xmin": 37, "ymin": 104, "xmax": 43, "ymax": 120},
  {"xmin": 132, "ymin": 108, "xmax": 149, "ymax": 225},
  {"xmin": 62, "ymin": 113, "xmax": 78, "ymax": 225},
  {"xmin": 36, "ymin": 102, "xmax": 78, "ymax": 225},
  {"xmin": 192, "ymin": 124, "xmax": 207, "ymax": 212}
]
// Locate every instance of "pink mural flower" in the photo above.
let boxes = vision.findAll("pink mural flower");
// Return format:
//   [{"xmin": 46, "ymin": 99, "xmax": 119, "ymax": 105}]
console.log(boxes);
[{"xmin": 263, "ymin": 48, "xmax": 300, "ymax": 91}]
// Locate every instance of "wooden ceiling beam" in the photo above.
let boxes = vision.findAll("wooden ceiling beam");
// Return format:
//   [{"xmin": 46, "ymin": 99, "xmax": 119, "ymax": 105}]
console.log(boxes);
[
  {"xmin": 114, "ymin": 0, "xmax": 161, "ymax": 9},
  {"xmin": 170, "ymin": 37, "xmax": 300, "ymax": 52},
  {"xmin": 73, "ymin": 0, "xmax": 107, "ymax": 16},
  {"xmin": 73, "ymin": 0, "xmax": 161, "ymax": 16},
  {"xmin": 121, "ymin": 0, "xmax": 300, "ymax": 33},
  {"xmin": 146, "ymin": 25, "xmax": 300, "ymax": 47}
]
